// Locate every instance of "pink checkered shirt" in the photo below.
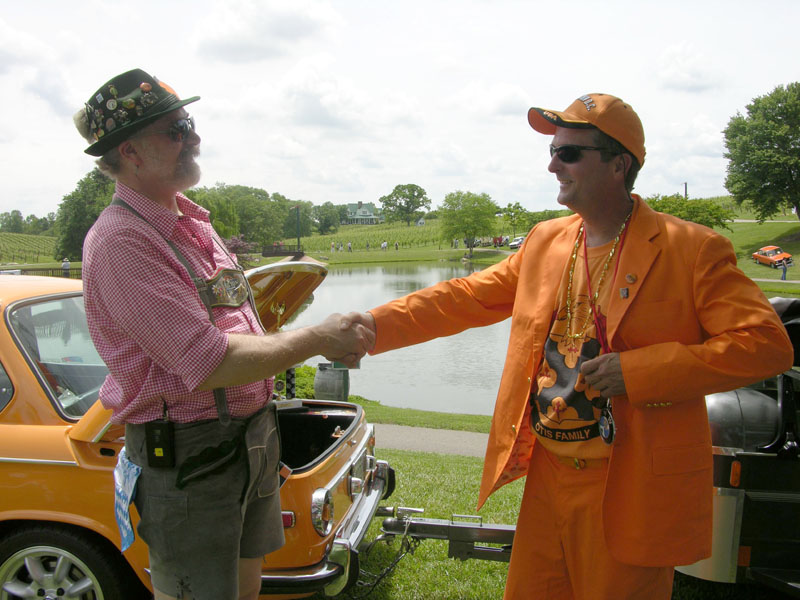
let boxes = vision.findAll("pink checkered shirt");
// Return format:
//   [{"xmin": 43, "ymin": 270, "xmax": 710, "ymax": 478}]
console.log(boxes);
[{"xmin": 83, "ymin": 182, "xmax": 273, "ymax": 424}]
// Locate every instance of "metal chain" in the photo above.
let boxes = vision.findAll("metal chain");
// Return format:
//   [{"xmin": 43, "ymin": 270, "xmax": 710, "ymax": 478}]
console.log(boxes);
[{"xmin": 344, "ymin": 518, "xmax": 422, "ymax": 599}]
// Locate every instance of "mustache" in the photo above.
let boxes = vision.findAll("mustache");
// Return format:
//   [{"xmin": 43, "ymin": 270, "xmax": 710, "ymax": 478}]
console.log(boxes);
[{"xmin": 180, "ymin": 146, "xmax": 200, "ymax": 160}]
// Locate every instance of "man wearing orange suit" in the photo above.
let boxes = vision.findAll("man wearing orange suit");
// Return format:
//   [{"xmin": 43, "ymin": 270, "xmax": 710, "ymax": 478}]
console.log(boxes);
[{"xmin": 345, "ymin": 93, "xmax": 793, "ymax": 599}]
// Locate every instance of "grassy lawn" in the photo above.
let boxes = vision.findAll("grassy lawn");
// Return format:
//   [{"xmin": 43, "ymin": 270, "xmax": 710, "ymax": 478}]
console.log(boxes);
[
  {"xmin": 722, "ymin": 221, "xmax": 800, "ymax": 279},
  {"xmin": 302, "ymin": 246, "xmax": 510, "ymax": 267},
  {"xmin": 350, "ymin": 395, "xmax": 492, "ymax": 433}
]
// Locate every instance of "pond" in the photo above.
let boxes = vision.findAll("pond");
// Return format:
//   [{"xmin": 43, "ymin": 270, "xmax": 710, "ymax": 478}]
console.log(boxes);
[{"xmin": 287, "ymin": 262, "xmax": 511, "ymax": 416}]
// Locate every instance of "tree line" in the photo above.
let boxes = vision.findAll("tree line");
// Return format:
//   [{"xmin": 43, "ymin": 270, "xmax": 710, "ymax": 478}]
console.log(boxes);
[
  {"xmin": 0, "ymin": 171, "xmax": 740, "ymax": 264},
  {"xmin": 0, "ymin": 210, "xmax": 56, "ymax": 237}
]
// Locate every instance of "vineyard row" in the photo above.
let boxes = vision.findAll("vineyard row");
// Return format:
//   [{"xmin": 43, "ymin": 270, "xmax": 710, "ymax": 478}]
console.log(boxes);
[{"xmin": 0, "ymin": 233, "xmax": 57, "ymax": 264}]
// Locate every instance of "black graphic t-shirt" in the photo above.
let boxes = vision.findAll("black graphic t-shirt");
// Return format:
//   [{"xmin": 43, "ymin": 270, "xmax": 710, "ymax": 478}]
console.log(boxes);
[{"xmin": 531, "ymin": 238, "xmax": 617, "ymax": 460}]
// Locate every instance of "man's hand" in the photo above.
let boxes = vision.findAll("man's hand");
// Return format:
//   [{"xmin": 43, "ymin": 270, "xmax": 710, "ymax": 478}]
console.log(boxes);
[
  {"xmin": 315, "ymin": 312, "xmax": 376, "ymax": 368},
  {"xmin": 339, "ymin": 312, "xmax": 376, "ymax": 342},
  {"xmin": 580, "ymin": 352, "xmax": 627, "ymax": 398}
]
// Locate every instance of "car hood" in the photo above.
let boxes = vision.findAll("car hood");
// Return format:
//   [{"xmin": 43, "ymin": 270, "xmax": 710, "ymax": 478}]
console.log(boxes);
[{"xmin": 69, "ymin": 256, "xmax": 328, "ymax": 443}]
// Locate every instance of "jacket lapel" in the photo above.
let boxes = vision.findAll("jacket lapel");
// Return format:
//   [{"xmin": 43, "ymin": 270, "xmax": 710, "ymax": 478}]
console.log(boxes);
[
  {"xmin": 607, "ymin": 198, "xmax": 662, "ymax": 346},
  {"xmin": 530, "ymin": 217, "xmax": 581, "ymax": 343}
]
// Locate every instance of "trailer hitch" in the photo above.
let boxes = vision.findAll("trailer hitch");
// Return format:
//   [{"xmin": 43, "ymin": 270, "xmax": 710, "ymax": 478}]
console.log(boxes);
[{"xmin": 380, "ymin": 506, "xmax": 516, "ymax": 563}]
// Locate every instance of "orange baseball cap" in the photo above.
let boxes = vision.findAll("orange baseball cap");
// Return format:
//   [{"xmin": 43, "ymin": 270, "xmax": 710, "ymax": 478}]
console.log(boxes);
[{"xmin": 528, "ymin": 93, "xmax": 645, "ymax": 166}]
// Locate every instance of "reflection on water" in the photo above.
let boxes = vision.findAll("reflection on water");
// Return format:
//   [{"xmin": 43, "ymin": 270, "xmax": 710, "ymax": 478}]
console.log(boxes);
[{"xmin": 287, "ymin": 262, "xmax": 511, "ymax": 415}]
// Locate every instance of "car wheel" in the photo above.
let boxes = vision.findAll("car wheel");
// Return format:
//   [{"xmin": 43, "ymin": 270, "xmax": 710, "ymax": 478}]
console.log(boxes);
[{"xmin": 0, "ymin": 525, "xmax": 146, "ymax": 600}]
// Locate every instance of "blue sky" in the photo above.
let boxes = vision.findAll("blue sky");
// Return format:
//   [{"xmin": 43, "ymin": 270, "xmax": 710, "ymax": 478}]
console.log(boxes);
[{"xmin": 2, "ymin": 0, "xmax": 798, "ymax": 218}]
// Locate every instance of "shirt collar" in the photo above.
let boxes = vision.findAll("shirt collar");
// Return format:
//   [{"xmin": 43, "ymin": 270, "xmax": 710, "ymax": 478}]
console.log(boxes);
[{"xmin": 114, "ymin": 182, "xmax": 210, "ymax": 239}]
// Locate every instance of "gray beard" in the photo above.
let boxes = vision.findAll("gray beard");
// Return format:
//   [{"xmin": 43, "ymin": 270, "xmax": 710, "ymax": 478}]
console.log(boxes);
[{"xmin": 175, "ymin": 152, "xmax": 201, "ymax": 189}]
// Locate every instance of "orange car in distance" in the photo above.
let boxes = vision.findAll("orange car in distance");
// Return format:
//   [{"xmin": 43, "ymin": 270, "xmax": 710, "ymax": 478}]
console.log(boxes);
[{"xmin": 752, "ymin": 245, "xmax": 794, "ymax": 268}]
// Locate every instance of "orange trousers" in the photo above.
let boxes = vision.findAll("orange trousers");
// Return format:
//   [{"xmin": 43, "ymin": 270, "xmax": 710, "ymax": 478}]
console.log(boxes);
[{"xmin": 504, "ymin": 444, "xmax": 674, "ymax": 600}]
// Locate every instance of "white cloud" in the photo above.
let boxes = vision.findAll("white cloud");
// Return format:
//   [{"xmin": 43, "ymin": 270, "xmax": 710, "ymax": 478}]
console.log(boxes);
[
  {"xmin": 267, "ymin": 134, "xmax": 309, "ymax": 159},
  {"xmin": 445, "ymin": 81, "xmax": 531, "ymax": 119},
  {"xmin": 0, "ymin": 18, "xmax": 48, "ymax": 73},
  {"xmin": 428, "ymin": 141, "xmax": 470, "ymax": 177},
  {"xmin": 195, "ymin": 0, "xmax": 343, "ymax": 63},
  {"xmin": 658, "ymin": 41, "xmax": 723, "ymax": 93}
]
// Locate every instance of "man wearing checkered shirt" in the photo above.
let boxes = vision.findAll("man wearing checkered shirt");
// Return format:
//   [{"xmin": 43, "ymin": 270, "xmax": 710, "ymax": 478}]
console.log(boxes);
[{"xmin": 75, "ymin": 68, "xmax": 372, "ymax": 600}]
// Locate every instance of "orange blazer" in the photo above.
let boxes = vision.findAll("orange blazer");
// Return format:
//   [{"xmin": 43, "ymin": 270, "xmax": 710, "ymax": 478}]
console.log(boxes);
[{"xmin": 369, "ymin": 196, "xmax": 793, "ymax": 566}]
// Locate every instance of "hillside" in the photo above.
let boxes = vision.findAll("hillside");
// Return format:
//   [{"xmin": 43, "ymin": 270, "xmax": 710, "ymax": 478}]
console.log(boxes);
[{"xmin": 0, "ymin": 232, "xmax": 56, "ymax": 264}]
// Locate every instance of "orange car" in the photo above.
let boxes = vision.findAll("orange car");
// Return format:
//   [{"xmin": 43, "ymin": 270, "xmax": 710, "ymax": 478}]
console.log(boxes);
[
  {"xmin": 0, "ymin": 260, "xmax": 394, "ymax": 599},
  {"xmin": 752, "ymin": 245, "xmax": 794, "ymax": 268}
]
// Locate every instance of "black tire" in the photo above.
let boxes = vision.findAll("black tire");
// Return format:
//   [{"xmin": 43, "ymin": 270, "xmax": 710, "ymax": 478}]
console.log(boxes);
[{"xmin": 0, "ymin": 524, "xmax": 148, "ymax": 600}]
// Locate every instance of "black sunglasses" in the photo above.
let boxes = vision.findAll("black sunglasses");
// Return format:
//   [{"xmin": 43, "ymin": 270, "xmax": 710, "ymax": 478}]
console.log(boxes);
[
  {"xmin": 549, "ymin": 144, "xmax": 616, "ymax": 164},
  {"xmin": 149, "ymin": 115, "xmax": 196, "ymax": 142}
]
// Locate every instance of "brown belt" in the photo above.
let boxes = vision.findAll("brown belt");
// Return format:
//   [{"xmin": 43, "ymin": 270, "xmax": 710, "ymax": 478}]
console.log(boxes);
[{"xmin": 551, "ymin": 454, "xmax": 608, "ymax": 470}]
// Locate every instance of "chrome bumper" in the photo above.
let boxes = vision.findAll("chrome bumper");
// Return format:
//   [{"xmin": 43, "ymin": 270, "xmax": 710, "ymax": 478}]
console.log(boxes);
[{"xmin": 259, "ymin": 459, "xmax": 395, "ymax": 596}]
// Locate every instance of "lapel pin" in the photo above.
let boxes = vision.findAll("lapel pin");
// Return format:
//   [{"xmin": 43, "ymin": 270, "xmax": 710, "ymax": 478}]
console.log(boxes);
[
  {"xmin": 620, "ymin": 287, "xmax": 629, "ymax": 299},
  {"xmin": 625, "ymin": 273, "xmax": 637, "ymax": 284}
]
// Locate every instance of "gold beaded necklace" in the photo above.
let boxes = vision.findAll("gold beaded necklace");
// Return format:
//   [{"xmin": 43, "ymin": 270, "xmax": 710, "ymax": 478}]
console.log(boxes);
[{"xmin": 563, "ymin": 214, "xmax": 631, "ymax": 350}]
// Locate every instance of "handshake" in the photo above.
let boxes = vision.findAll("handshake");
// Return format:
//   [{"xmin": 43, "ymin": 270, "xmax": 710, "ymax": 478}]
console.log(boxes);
[{"xmin": 316, "ymin": 312, "xmax": 377, "ymax": 368}]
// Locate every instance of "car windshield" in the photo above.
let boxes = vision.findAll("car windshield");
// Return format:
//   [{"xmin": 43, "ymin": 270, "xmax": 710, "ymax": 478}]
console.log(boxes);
[
  {"xmin": 8, "ymin": 294, "xmax": 108, "ymax": 418},
  {"xmin": 767, "ymin": 248, "xmax": 782, "ymax": 256}
]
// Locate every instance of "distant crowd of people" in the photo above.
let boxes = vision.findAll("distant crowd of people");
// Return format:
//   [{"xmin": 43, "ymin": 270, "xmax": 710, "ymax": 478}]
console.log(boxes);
[{"xmin": 328, "ymin": 240, "xmax": 399, "ymax": 252}]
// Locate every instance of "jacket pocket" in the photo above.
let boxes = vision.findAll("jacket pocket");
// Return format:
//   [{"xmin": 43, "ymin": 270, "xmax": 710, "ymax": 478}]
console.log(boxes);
[{"xmin": 652, "ymin": 443, "xmax": 710, "ymax": 475}]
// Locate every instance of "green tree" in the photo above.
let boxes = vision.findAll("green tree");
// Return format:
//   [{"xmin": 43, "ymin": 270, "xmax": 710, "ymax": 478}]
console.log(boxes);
[
  {"xmin": 231, "ymin": 187, "xmax": 284, "ymax": 248},
  {"xmin": 723, "ymin": 82, "xmax": 800, "ymax": 222},
  {"xmin": 439, "ymin": 190, "xmax": 500, "ymax": 257},
  {"xmin": 0, "ymin": 210, "xmax": 24, "ymax": 233},
  {"xmin": 54, "ymin": 169, "xmax": 115, "ymax": 260},
  {"xmin": 379, "ymin": 184, "xmax": 431, "ymax": 226},
  {"xmin": 313, "ymin": 202, "xmax": 341, "ymax": 235},
  {"xmin": 23, "ymin": 213, "xmax": 55, "ymax": 236},
  {"xmin": 282, "ymin": 201, "xmax": 313, "ymax": 240},
  {"xmin": 502, "ymin": 202, "xmax": 528, "ymax": 237},
  {"xmin": 336, "ymin": 204, "xmax": 349, "ymax": 225},
  {"xmin": 526, "ymin": 209, "xmax": 567, "ymax": 230},
  {"xmin": 645, "ymin": 194, "xmax": 734, "ymax": 230},
  {"xmin": 187, "ymin": 186, "xmax": 240, "ymax": 238},
  {"xmin": 191, "ymin": 184, "xmax": 285, "ymax": 249}
]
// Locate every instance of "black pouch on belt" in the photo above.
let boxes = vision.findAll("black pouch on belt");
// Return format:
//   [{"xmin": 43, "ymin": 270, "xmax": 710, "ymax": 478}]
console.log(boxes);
[
  {"xmin": 175, "ymin": 434, "xmax": 244, "ymax": 490},
  {"xmin": 145, "ymin": 420, "xmax": 176, "ymax": 468}
]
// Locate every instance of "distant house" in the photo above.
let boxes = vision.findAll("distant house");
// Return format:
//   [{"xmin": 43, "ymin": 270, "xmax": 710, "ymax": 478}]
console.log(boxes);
[{"xmin": 345, "ymin": 202, "xmax": 383, "ymax": 225}]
